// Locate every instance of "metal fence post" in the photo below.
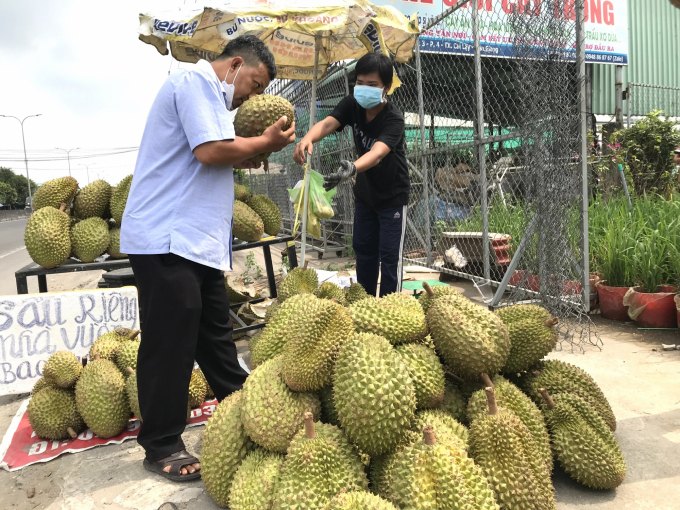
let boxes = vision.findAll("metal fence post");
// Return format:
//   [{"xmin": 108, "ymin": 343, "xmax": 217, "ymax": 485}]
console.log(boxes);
[
  {"xmin": 415, "ymin": 38, "xmax": 432, "ymax": 265},
  {"xmin": 472, "ymin": 3, "xmax": 490, "ymax": 280},
  {"xmin": 615, "ymin": 65, "xmax": 624, "ymax": 128},
  {"xmin": 577, "ymin": 0, "xmax": 590, "ymax": 313}
]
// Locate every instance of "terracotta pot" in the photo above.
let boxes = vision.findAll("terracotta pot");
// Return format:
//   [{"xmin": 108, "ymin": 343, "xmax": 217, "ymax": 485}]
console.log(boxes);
[
  {"xmin": 623, "ymin": 286, "xmax": 678, "ymax": 328},
  {"xmin": 509, "ymin": 270, "xmax": 540, "ymax": 292},
  {"xmin": 597, "ymin": 283, "xmax": 631, "ymax": 321}
]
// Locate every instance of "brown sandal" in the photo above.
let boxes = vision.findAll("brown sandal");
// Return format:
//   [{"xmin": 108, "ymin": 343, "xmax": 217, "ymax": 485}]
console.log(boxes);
[{"xmin": 143, "ymin": 450, "xmax": 201, "ymax": 482}]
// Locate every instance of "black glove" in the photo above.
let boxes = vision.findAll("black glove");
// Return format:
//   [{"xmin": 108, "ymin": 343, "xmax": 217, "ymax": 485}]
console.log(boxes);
[{"xmin": 323, "ymin": 161, "xmax": 357, "ymax": 191}]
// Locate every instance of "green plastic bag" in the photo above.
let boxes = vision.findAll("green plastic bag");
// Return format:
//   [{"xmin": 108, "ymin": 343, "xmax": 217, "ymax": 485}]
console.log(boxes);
[{"xmin": 288, "ymin": 170, "xmax": 337, "ymax": 220}]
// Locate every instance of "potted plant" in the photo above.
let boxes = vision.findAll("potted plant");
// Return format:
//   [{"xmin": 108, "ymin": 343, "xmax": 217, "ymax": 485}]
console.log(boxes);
[
  {"xmin": 595, "ymin": 224, "xmax": 636, "ymax": 321},
  {"xmin": 624, "ymin": 229, "xmax": 678, "ymax": 328}
]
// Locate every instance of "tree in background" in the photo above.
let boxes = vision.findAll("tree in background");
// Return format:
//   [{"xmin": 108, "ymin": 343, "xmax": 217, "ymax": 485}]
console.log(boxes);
[
  {"xmin": 0, "ymin": 167, "xmax": 39, "ymax": 206},
  {"xmin": 0, "ymin": 182, "xmax": 18, "ymax": 205}
]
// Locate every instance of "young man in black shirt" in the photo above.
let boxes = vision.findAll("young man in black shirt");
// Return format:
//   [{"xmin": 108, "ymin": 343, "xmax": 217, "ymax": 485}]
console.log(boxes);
[{"xmin": 293, "ymin": 53, "xmax": 409, "ymax": 297}]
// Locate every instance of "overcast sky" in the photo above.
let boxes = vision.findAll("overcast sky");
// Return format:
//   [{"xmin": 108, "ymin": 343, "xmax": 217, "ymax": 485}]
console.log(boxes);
[{"xmin": 0, "ymin": 1, "xmax": 199, "ymax": 187}]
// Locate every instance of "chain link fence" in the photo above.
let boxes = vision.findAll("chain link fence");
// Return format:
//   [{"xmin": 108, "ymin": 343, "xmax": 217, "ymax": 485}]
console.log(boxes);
[
  {"xmin": 248, "ymin": 1, "xmax": 598, "ymax": 350},
  {"xmin": 628, "ymin": 82, "xmax": 680, "ymax": 126}
]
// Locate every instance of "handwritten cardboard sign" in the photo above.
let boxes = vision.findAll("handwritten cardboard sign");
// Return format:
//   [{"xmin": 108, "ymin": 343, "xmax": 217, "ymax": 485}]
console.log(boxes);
[{"xmin": 0, "ymin": 287, "xmax": 139, "ymax": 395}]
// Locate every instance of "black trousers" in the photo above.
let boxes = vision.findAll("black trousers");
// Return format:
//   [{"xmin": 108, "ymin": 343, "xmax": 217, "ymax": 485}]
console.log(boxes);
[
  {"xmin": 353, "ymin": 199, "xmax": 408, "ymax": 297},
  {"xmin": 129, "ymin": 253, "xmax": 248, "ymax": 462}
]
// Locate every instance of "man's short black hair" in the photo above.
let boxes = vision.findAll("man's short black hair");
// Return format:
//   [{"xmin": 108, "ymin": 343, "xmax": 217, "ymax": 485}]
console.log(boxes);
[
  {"xmin": 218, "ymin": 35, "xmax": 277, "ymax": 81},
  {"xmin": 355, "ymin": 53, "xmax": 393, "ymax": 88}
]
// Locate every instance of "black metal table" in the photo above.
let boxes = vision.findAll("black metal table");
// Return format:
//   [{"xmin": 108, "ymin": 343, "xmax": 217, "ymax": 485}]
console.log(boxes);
[{"xmin": 14, "ymin": 235, "xmax": 298, "ymax": 297}]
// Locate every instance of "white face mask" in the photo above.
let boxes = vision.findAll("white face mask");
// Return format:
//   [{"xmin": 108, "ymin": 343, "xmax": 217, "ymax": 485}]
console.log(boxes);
[{"xmin": 221, "ymin": 64, "xmax": 241, "ymax": 111}]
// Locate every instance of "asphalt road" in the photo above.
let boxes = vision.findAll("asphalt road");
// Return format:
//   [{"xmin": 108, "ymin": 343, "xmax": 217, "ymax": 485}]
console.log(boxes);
[{"xmin": 0, "ymin": 219, "xmax": 32, "ymax": 295}]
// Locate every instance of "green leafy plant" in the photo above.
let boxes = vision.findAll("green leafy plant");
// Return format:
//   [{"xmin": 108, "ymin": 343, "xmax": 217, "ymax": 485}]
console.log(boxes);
[
  {"xmin": 612, "ymin": 111, "xmax": 680, "ymax": 197},
  {"xmin": 241, "ymin": 251, "xmax": 263, "ymax": 283}
]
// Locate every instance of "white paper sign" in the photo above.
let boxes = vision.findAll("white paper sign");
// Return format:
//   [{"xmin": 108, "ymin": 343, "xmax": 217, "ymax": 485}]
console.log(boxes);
[{"xmin": 0, "ymin": 287, "xmax": 139, "ymax": 395}]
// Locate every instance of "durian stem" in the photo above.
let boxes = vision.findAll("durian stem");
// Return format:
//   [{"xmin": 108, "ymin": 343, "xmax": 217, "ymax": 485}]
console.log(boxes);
[
  {"xmin": 59, "ymin": 203, "xmax": 67, "ymax": 212},
  {"xmin": 545, "ymin": 317, "xmax": 559, "ymax": 328},
  {"xmin": 444, "ymin": 371, "xmax": 466, "ymax": 384},
  {"xmin": 125, "ymin": 367, "xmax": 135, "ymax": 376},
  {"xmin": 129, "ymin": 330, "xmax": 141, "ymax": 340},
  {"xmin": 350, "ymin": 278, "xmax": 354, "ymax": 284},
  {"xmin": 81, "ymin": 356, "xmax": 88, "ymax": 367},
  {"xmin": 485, "ymin": 387, "xmax": 499, "ymax": 415},
  {"xmin": 422, "ymin": 281, "xmax": 435, "ymax": 297},
  {"xmin": 303, "ymin": 412, "xmax": 316, "ymax": 438},
  {"xmin": 303, "ymin": 260, "xmax": 309, "ymax": 270},
  {"xmin": 67, "ymin": 427, "xmax": 77, "ymax": 439},
  {"xmin": 480, "ymin": 373, "xmax": 494, "ymax": 389},
  {"xmin": 539, "ymin": 388, "xmax": 556, "ymax": 409},
  {"xmin": 423, "ymin": 425, "xmax": 437, "ymax": 445},
  {"xmin": 93, "ymin": 354, "xmax": 101, "ymax": 361}
]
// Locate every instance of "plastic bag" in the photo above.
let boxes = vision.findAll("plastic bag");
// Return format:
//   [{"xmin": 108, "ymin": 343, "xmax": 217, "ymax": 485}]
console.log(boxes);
[
  {"xmin": 288, "ymin": 170, "xmax": 337, "ymax": 220},
  {"xmin": 288, "ymin": 168, "xmax": 336, "ymax": 240},
  {"xmin": 309, "ymin": 170, "xmax": 337, "ymax": 219}
]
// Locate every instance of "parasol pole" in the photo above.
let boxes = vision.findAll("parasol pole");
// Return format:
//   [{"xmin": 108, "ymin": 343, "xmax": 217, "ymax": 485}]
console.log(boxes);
[{"xmin": 300, "ymin": 32, "xmax": 321, "ymax": 264}]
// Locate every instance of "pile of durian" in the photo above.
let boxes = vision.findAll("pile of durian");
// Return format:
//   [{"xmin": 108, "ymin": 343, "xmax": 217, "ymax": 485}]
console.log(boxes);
[
  {"xmin": 24, "ymin": 175, "xmax": 133, "ymax": 268},
  {"xmin": 27, "ymin": 328, "xmax": 213, "ymax": 440},
  {"xmin": 233, "ymin": 182, "xmax": 283, "ymax": 242},
  {"xmin": 203, "ymin": 272, "xmax": 626, "ymax": 510}
]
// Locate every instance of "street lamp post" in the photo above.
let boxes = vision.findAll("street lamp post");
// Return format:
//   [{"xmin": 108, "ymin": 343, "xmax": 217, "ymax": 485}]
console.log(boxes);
[
  {"xmin": 0, "ymin": 114, "xmax": 42, "ymax": 210},
  {"xmin": 80, "ymin": 163, "xmax": 96, "ymax": 185},
  {"xmin": 56, "ymin": 147, "xmax": 80, "ymax": 177}
]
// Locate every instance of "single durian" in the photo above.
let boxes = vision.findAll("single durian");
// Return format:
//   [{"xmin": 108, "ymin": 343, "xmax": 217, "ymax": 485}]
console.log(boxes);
[
  {"xmin": 427, "ymin": 295, "xmax": 510, "ymax": 379},
  {"xmin": 28, "ymin": 387, "xmax": 85, "ymax": 440},
  {"xmin": 278, "ymin": 265, "xmax": 319, "ymax": 303},
  {"xmin": 74, "ymin": 180, "xmax": 112, "ymax": 219},
  {"xmin": 233, "ymin": 200, "xmax": 264, "ymax": 242},
  {"xmin": 324, "ymin": 491, "xmax": 398, "ymax": 510},
  {"xmin": 196, "ymin": 368, "xmax": 215, "ymax": 399},
  {"xmin": 32, "ymin": 176, "xmax": 79, "ymax": 210},
  {"xmin": 189, "ymin": 368, "xmax": 208, "ymax": 408},
  {"xmin": 107, "ymin": 227, "xmax": 127, "ymax": 259},
  {"xmin": 345, "ymin": 281, "xmax": 370, "ymax": 305},
  {"xmin": 394, "ymin": 343, "xmax": 445, "ymax": 409},
  {"xmin": 281, "ymin": 295, "xmax": 354, "ymax": 392},
  {"xmin": 124, "ymin": 368, "xmax": 141, "ymax": 420},
  {"xmin": 71, "ymin": 217, "xmax": 110, "ymax": 263},
  {"xmin": 250, "ymin": 294, "xmax": 311, "ymax": 368},
  {"xmin": 377, "ymin": 426, "xmax": 498, "ymax": 510},
  {"xmin": 115, "ymin": 341, "xmax": 139, "ymax": 374},
  {"xmin": 274, "ymin": 414, "xmax": 368, "ymax": 510},
  {"xmin": 43, "ymin": 351, "xmax": 82, "ymax": 389},
  {"xmin": 467, "ymin": 374, "xmax": 552, "ymax": 473},
  {"xmin": 316, "ymin": 281, "xmax": 347, "ymax": 306},
  {"xmin": 240, "ymin": 356, "xmax": 320, "ymax": 453},
  {"xmin": 496, "ymin": 304, "xmax": 559, "ymax": 374},
  {"xmin": 75, "ymin": 357, "xmax": 131, "ymax": 438},
  {"xmin": 202, "ymin": 391, "xmax": 256, "ymax": 507},
  {"xmin": 229, "ymin": 450, "xmax": 284, "ymax": 510},
  {"xmin": 110, "ymin": 174, "xmax": 133, "ymax": 225},
  {"xmin": 440, "ymin": 379, "xmax": 468, "ymax": 424},
  {"xmin": 248, "ymin": 194, "xmax": 282, "ymax": 236},
  {"xmin": 235, "ymin": 182, "xmax": 250, "ymax": 202},
  {"xmin": 349, "ymin": 295, "xmax": 428, "ymax": 345},
  {"xmin": 31, "ymin": 377, "xmax": 52, "ymax": 396},
  {"xmin": 468, "ymin": 387, "xmax": 556, "ymax": 510},
  {"xmin": 516, "ymin": 359, "xmax": 616, "ymax": 431},
  {"xmin": 24, "ymin": 205, "xmax": 71, "ymax": 268},
  {"xmin": 88, "ymin": 336, "xmax": 121, "ymax": 362},
  {"xmin": 334, "ymin": 333, "xmax": 416, "ymax": 456},
  {"xmin": 539, "ymin": 389, "xmax": 625, "ymax": 490},
  {"xmin": 233, "ymin": 95, "xmax": 295, "ymax": 167}
]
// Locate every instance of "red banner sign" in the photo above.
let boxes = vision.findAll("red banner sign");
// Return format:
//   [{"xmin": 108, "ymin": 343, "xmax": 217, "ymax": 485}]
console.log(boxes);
[{"xmin": 0, "ymin": 399, "xmax": 216, "ymax": 471}]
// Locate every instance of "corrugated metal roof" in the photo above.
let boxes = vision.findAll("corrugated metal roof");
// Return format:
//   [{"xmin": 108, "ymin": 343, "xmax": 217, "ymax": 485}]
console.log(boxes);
[{"xmin": 592, "ymin": 0, "xmax": 680, "ymax": 116}]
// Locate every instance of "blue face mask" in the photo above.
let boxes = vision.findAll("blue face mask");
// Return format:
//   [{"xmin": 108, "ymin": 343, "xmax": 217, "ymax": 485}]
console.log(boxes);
[{"xmin": 354, "ymin": 85, "xmax": 384, "ymax": 109}]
